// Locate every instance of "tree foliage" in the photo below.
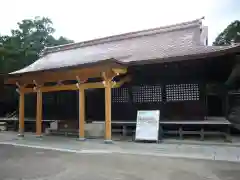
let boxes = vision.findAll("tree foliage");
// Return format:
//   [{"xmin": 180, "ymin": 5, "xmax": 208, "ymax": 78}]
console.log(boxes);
[
  {"xmin": 0, "ymin": 17, "xmax": 73, "ymax": 116},
  {"xmin": 213, "ymin": 20, "xmax": 240, "ymax": 46},
  {"xmin": 0, "ymin": 16, "xmax": 73, "ymax": 73}
]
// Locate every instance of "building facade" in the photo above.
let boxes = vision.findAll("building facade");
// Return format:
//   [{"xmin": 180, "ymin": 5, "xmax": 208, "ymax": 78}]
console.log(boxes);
[{"xmin": 5, "ymin": 18, "xmax": 240, "ymax": 140}]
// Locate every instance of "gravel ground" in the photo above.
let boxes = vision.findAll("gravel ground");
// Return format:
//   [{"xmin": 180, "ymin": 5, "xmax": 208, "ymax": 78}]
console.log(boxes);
[{"xmin": 0, "ymin": 144, "xmax": 240, "ymax": 180}]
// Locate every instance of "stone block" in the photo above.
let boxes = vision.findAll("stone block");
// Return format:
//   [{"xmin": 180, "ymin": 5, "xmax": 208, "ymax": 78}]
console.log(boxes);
[{"xmin": 85, "ymin": 122, "xmax": 104, "ymax": 138}]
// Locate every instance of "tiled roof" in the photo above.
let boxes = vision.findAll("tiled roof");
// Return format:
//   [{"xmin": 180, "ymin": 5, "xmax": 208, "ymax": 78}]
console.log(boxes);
[
  {"xmin": 123, "ymin": 43, "xmax": 240, "ymax": 65},
  {"xmin": 10, "ymin": 18, "xmax": 240, "ymax": 75},
  {"xmin": 43, "ymin": 18, "xmax": 203, "ymax": 55}
]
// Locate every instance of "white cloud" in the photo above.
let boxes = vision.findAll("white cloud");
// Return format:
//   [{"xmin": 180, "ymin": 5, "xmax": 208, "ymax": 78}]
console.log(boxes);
[{"xmin": 0, "ymin": 0, "xmax": 239, "ymax": 44}]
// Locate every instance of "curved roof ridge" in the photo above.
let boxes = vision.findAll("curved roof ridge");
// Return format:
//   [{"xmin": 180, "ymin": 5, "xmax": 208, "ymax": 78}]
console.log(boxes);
[{"xmin": 43, "ymin": 17, "xmax": 204, "ymax": 55}]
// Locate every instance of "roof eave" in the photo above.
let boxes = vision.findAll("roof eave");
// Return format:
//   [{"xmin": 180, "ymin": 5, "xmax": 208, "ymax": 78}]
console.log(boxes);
[
  {"xmin": 128, "ymin": 45, "xmax": 240, "ymax": 66},
  {"xmin": 10, "ymin": 58, "xmax": 125, "ymax": 76}
]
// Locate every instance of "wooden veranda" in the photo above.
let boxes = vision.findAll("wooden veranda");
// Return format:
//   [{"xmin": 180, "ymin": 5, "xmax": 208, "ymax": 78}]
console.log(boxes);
[{"xmin": 5, "ymin": 62, "xmax": 130, "ymax": 142}]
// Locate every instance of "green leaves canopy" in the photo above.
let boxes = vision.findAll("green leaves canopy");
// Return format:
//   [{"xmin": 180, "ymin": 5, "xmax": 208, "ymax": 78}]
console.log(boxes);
[
  {"xmin": 0, "ymin": 16, "xmax": 73, "ymax": 74},
  {"xmin": 213, "ymin": 20, "xmax": 240, "ymax": 46}
]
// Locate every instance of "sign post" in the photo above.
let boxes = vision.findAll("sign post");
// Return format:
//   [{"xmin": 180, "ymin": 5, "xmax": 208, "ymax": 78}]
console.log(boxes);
[{"xmin": 135, "ymin": 110, "xmax": 160, "ymax": 141}]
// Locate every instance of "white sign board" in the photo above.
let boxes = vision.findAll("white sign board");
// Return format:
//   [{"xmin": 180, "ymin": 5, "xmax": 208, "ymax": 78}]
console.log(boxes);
[
  {"xmin": 135, "ymin": 110, "xmax": 160, "ymax": 141},
  {"xmin": 50, "ymin": 121, "xmax": 58, "ymax": 130}
]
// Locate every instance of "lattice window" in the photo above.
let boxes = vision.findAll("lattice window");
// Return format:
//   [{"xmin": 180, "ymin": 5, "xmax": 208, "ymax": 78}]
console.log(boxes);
[
  {"xmin": 132, "ymin": 85, "xmax": 162, "ymax": 103},
  {"xmin": 166, "ymin": 84, "xmax": 199, "ymax": 102},
  {"xmin": 112, "ymin": 87, "xmax": 129, "ymax": 103}
]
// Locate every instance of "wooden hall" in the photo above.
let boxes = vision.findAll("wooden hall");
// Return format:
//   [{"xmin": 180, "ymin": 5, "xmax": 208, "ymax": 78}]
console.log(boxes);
[{"xmin": 5, "ymin": 18, "xmax": 240, "ymax": 141}]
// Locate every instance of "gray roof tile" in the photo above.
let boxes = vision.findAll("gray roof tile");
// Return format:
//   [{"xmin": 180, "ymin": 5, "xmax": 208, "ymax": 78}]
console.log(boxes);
[{"xmin": 10, "ymin": 18, "xmax": 240, "ymax": 75}]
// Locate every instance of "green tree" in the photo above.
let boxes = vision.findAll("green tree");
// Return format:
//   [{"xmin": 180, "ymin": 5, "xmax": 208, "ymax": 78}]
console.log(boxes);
[
  {"xmin": 0, "ymin": 17, "xmax": 73, "ymax": 117},
  {"xmin": 0, "ymin": 16, "xmax": 73, "ymax": 73},
  {"xmin": 213, "ymin": 20, "xmax": 240, "ymax": 46}
]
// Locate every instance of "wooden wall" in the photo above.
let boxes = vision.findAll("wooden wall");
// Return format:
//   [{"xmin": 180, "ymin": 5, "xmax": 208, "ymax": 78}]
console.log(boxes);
[{"xmin": 15, "ymin": 55, "xmax": 235, "ymax": 121}]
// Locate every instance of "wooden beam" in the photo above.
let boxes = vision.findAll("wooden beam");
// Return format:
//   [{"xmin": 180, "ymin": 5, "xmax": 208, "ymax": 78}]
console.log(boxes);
[
  {"xmin": 101, "ymin": 70, "xmax": 117, "ymax": 142},
  {"xmin": 18, "ymin": 90, "xmax": 25, "ymax": 137},
  {"xmin": 36, "ymin": 89, "xmax": 42, "ymax": 137},
  {"xmin": 101, "ymin": 70, "xmax": 116, "ymax": 81},
  {"xmin": 112, "ymin": 68, "xmax": 127, "ymax": 75},
  {"xmin": 81, "ymin": 82, "xmax": 104, "ymax": 89},
  {"xmin": 23, "ymin": 88, "xmax": 36, "ymax": 94},
  {"xmin": 19, "ymin": 75, "xmax": 130, "ymax": 94},
  {"xmin": 22, "ymin": 82, "xmax": 105, "ymax": 94},
  {"xmin": 104, "ymin": 80, "xmax": 112, "ymax": 142},
  {"xmin": 41, "ymin": 84, "xmax": 78, "ymax": 92},
  {"xmin": 112, "ymin": 75, "xmax": 131, "ymax": 88},
  {"xmin": 6, "ymin": 64, "xmax": 126, "ymax": 85},
  {"xmin": 78, "ymin": 88, "xmax": 85, "ymax": 140}
]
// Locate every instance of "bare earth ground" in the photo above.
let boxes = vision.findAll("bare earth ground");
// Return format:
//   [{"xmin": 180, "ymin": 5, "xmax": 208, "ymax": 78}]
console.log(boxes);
[{"xmin": 0, "ymin": 144, "xmax": 240, "ymax": 180}]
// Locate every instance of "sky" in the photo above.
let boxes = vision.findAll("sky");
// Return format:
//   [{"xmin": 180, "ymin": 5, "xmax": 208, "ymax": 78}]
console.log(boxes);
[{"xmin": 0, "ymin": 0, "xmax": 240, "ymax": 44}]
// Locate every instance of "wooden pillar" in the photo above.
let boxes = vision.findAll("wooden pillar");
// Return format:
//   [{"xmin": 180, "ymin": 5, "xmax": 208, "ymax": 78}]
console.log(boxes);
[
  {"xmin": 79, "ymin": 88, "xmax": 85, "ymax": 140},
  {"xmin": 104, "ymin": 80, "xmax": 112, "ymax": 142},
  {"xmin": 18, "ymin": 90, "xmax": 25, "ymax": 137},
  {"xmin": 36, "ymin": 90, "xmax": 43, "ymax": 137}
]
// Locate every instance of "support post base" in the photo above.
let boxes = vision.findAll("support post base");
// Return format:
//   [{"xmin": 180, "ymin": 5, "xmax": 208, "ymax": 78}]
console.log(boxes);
[
  {"xmin": 104, "ymin": 139, "xmax": 113, "ymax": 144},
  {"xmin": 36, "ymin": 135, "xmax": 43, "ymax": 139},
  {"xmin": 77, "ymin": 137, "xmax": 86, "ymax": 141},
  {"xmin": 17, "ymin": 133, "xmax": 24, "ymax": 137}
]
